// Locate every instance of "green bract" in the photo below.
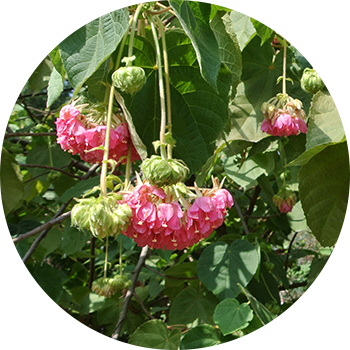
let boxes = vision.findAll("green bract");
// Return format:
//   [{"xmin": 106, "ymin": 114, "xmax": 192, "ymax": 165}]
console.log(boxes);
[
  {"xmin": 91, "ymin": 275, "xmax": 132, "ymax": 297},
  {"xmin": 112, "ymin": 66, "xmax": 147, "ymax": 95},
  {"xmin": 141, "ymin": 155, "xmax": 189, "ymax": 186},
  {"xmin": 323, "ymin": 17, "xmax": 345, "ymax": 38},
  {"xmin": 70, "ymin": 193, "xmax": 132, "ymax": 239},
  {"xmin": 300, "ymin": 68, "xmax": 325, "ymax": 94}
]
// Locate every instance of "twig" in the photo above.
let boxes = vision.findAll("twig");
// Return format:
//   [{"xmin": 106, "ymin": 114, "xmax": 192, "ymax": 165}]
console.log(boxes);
[
  {"xmin": 231, "ymin": 195, "xmax": 250, "ymax": 235},
  {"xmin": 111, "ymin": 246, "xmax": 149, "ymax": 340},
  {"xmin": 144, "ymin": 265, "xmax": 198, "ymax": 280},
  {"xmin": 284, "ymin": 231, "xmax": 299, "ymax": 271},
  {"xmin": 4, "ymin": 132, "xmax": 56, "ymax": 139},
  {"xmin": 13, "ymin": 211, "xmax": 71, "ymax": 244},
  {"xmin": 20, "ymin": 164, "xmax": 81, "ymax": 179},
  {"xmin": 132, "ymin": 291, "xmax": 155, "ymax": 319},
  {"xmin": 88, "ymin": 237, "xmax": 96, "ymax": 289},
  {"xmin": 0, "ymin": 199, "xmax": 71, "ymax": 305},
  {"xmin": 243, "ymin": 213, "xmax": 280, "ymax": 219}
]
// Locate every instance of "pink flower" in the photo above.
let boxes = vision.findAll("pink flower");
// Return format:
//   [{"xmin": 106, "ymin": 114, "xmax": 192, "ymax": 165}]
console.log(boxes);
[
  {"xmin": 260, "ymin": 95, "xmax": 308, "ymax": 137},
  {"xmin": 273, "ymin": 189, "xmax": 297, "ymax": 213},
  {"xmin": 55, "ymin": 104, "xmax": 140, "ymax": 164}
]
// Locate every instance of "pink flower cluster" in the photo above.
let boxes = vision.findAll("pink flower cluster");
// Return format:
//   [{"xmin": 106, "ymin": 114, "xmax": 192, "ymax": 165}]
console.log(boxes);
[
  {"xmin": 260, "ymin": 95, "xmax": 308, "ymax": 137},
  {"xmin": 261, "ymin": 113, "xmax": 307, "ymax": 137},
  {"xmin": 55, "ymin": 104, "xmax": 139, "ymax": 164},
  {"xmin": 121, "ymin": 183, "xmax": 233, "ymax": 250},
  {"xmin": 273, "ymin": 189, "xmax": 297, "ymax": 213}
]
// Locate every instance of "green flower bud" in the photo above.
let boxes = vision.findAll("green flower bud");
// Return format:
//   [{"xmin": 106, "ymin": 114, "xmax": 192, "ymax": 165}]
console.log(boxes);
[
  {"xmin": 112, "ymin": 63, "xmax": 147, "ymax": 95},
  {"xmin": 91, "ymin": 275, "xmax": 131, "ymax": 297},
  {"xmin": 141, "ymin": 155, "xmax": 189, "ymax": 186},
  {"xmin": 323, "ymin": 17, "xmax": 345, "ymax": 38},
  {"xmin": 301, "ymin": 68, "xmax": 325, "ymax": 94}
]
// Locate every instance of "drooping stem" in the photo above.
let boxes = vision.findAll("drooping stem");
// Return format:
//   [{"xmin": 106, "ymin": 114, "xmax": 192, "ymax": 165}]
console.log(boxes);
[
  {"xmin": 148, "ymin": 13, "xmax": 167, "ymax": 159},
  {"xmin": 155, "ymin": 15, "xmax": 172, "ymax": 159},
  {"xmin": 103, "ymin": 236, "xmax": 109, "ymax": 279},
  {"xmin": 308, "ymin": 20, "xmax": 317, "ymax": 71},
  {"xmin": 100, "ymin": 84, "xmax": 115, "ymax": 198},
  {"xmin": 282, "ymin": 40, "xmax": 287, "ymax": 95},
  {"xmin": 128, "ymin": 3, "xmax": 144, "ymax": 59},
  {"xmin": 119, "ymin": 241, "xmax": 123, "ymax": 276}
]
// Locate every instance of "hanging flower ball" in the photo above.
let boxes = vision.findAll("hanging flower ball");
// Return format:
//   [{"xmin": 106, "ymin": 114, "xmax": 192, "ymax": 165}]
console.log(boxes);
[
  {"xmin": 121, "ymin": 178, "xmax": 233, "ymax": 251},
  {"xmin": 261, "ymin": 94, "xmax": 308, "ymax": 137},
  {"xmin": 300, "ymin": 68, "xmax": 325, "ymax": 94},
  {"xmin": 55, "ymin": 103, "xmax": 140, "ymax": 164}
]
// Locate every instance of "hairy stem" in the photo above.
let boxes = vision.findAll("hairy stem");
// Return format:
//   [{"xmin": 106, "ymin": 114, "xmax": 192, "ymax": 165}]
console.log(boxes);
[{"xmin": 282, "ymin": 40, "xmax": 287, "ymax": 95}]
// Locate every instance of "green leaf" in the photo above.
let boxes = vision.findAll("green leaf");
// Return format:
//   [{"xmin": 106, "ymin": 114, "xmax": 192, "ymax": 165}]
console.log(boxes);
[
  {"xmin": 292, "ymin": 6, "xmax": 330, "ymax": 68},
  {"xmin": 169, "ymin": 287, "xmax": 218, "ymax": 327},
  {"xmin": 197, "ymin": 240, "xmax": 260, "ymax": 300},
  {"xmin": 250, "ymin": 0, "xmax": 283, "ymax": 44},
  {"xmin": 60, "ymin": 220, "xmax": 90, "ymax": 255},
  {"xmin": 47, "ymin": 67, "xmax": 64, "ymax": 108},
  {"xmin": 40, "ymin": 0, "xmax": 64, "ymax": 75},
  {"xmin": 180, "ymin": 324, "xmax": 220, "ymax": 349},
  {"xmin": 59, "ymin": 9, "xmax": 129, "ymax": 92},
  {"xmin": 228, "ymin": 11, "xmax": 256, "ymax": 50},
  {"xmin": 0, "ymin": 306, "xmax": 28, "ymax": 350},
  {"xmin": 210, "ymin": 12, "xmax": 242, "ymax": 93},
  {"xmin": 169, "ymin": 0, "xmax": 221, "ymax": 91},
  {"xmin": 129, "ymin": 319, "xmax": 181, "ymax": 350},
  {"xmin": 240, "ymin": 287, "xmax": 301, "ymax": 350},
  {"xmin": 225, "ymin": 152, "xmax": 275, "ymax": 190},
  {"xmin": 298, "ymin": 142, "xmax": 349, "ymax": 246},
  {"xmin": 0, "ymin": 4, "xmax": 38, "ymax": 87},
  {"xmin": 127, "ymin": 30, "xmax": 232, "ymax": 174},
  {"xmin": 306, "ymin": 252, "xmax": 337, "ymax": 292},
  {"xmin": 286, "ymin": 201, "xmax": 307, "ymax": 232},
  {"xmin": 213, "ymin": 298, "xmax": 253, "ymax": 335},
  {"xmin": 276, "ymin": 0, "xmax": 324, "ymax": 34},
  {"xmin": 28, "ymin": 57, "xmax": 53, "ymax": 95},
  {"xmin": 305, "ymin": 91, "xmax": 345, "ymax": 150},
  {"xmin": 0, "ymin": 148, "xmax": 24, "ymax": 215},
  {"xmin": 114, "ymin": 90, "xmax": 148, "ymax": 161},
  {"xmin": 28, "ymin": 263, "xmax": 63, "ymax": 303},
  {"xmin": 29, "ymin": 319, "xmax": 68, "ymax": 350},
  {"xmin": 58, "ymin": 176, "xmax": 100, "ymax": 203}
]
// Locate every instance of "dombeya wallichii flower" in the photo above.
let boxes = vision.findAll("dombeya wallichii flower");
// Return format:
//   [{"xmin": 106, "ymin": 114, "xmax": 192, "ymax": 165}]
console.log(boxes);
[
  {"xmin": 141, "ymin": 155, "xmax": 189, "ymax": 186},
  {"xmin": 273, "ymin": 189, "xmax": 297, "ymax": 213},
  {"xmin": 55, "ymin": 104, "xmax": 140, "ymax": 164},
  {"xmin": 301, "ymin": 68, "xmax": 325, "ymax": 94},
  {"xmin": 261, "ymin": 94, "xmax": 307, "ymax": 137}
]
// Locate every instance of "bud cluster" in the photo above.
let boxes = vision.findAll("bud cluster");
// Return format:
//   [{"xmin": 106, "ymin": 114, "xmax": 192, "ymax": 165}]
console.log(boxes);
[
  {"xmin": 301, "ymin": 68, "xmax": 325, "ymax": 94},
  {"xmin": 141, "ymin": 155, "xmax": 189, "ymax": 186},
  {"xmin": 261, "ymin": 94, "xmax": 307, "ymax": 137},
  {"xmin": 71, "ymin": 193, "xmax": 132, "ymax": 239},
  {"xmin": 55, "ymin": 104, "xmax": 140, "ymax": 164},
  {"xmin": 91, "ymin": 275, "xmax": 131, "ymax": 298}
]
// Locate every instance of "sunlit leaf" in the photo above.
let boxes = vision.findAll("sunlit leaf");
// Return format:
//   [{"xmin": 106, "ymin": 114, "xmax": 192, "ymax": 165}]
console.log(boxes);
[
  {"xmin": 169, "ymin": 0, "xmax": 221, "ymax": 91},
  {"xmin": 57, "ymin": 0, "xmax": 129, "ymax": 89}
]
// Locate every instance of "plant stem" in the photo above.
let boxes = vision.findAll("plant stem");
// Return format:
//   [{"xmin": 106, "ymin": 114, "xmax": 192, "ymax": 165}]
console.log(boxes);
[
  {"xmin": 119, "ymin": 241, "xmax": 123, "ymax": 276},
  {"xmin": 100, "ymin": 84, "xmax": 115, "ymax": 198},
  {"xmin": 308, "ymin": 20, "xmax": 316, "ymax": 71},
  {"xmin": 128, "ymin": 3, "xmax": 144, "ymax": 58},
  {"xmin": 282, "ymin": 40, "xmax": 287, "ymax": 95},
  {"xmin": 103, "ymin": 236, "xmax": 109, "ymax": 279},
  {"xmin": 125, "ymin": 144, "xmax": 132, "ymax": 188},
  {"xmin": 155, "ymin": 15, "xmax": 172, "ymax": 159},
  {"xmin": 148, "ymin": 14, "xmax": 167, "ymax": 159}
]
